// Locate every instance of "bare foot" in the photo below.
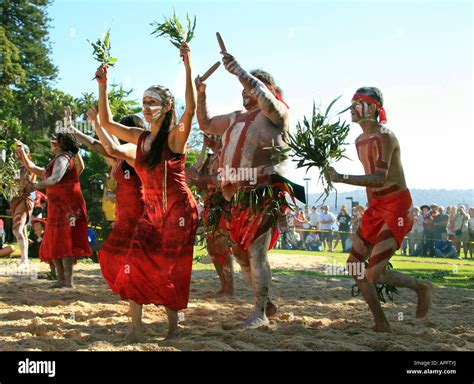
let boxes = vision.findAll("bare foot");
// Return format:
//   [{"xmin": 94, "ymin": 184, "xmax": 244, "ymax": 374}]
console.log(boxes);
[
  {"xmin": 416, "ymin": 281, "xmax": 433, "ymax": 318},
  {"xmin": 372, "ymin": 322, "xmax": 393, "ymax": 333},
  {"xmin": 125, "ymin": 327, "xmax": 144, "ymax": 344},
  {"xmin": 164, "ymin": 329, "xmax": 180, "ymax": 340},
  {"xmin": 212, "ymin": 288, "xmax": 234, "ymax": 298},
  {"xmin": 265, "ymin": 300, "xmax": 278, "ymax": 317},
  {"xmin": 18, "ymin": 262, "xmax": 30, "ymax": 269},
  {"xmin": 240, "ymin": 315, "xmax": 269, "ymax": 329},
  {"xmin": 49, "ymin": 280, "xmax": 66, "ymax": 289}
]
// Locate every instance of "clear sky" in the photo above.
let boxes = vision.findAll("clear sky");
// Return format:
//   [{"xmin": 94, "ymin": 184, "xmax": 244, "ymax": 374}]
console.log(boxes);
[{"xmin": 47, "ymin": 0, "xmax": 473, "ymax": 194}]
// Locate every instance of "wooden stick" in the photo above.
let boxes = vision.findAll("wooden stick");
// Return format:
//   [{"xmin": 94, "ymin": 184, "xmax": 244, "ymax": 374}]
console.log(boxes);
[
  {"xmin": 216, "ymin": 32, "xmax": 227, "ymax": 53},
  {"xmin": 200, "ymin": 62, "xmax": 221, "ymax": 82}
]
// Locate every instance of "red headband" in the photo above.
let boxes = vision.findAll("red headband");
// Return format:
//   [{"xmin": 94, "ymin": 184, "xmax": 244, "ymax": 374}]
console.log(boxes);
[
  {"xmin": 266, "ymin": 83, "xmax": 290, "ymax": 109},
  {"xmin": 352, "ymin": 93, "xmax": 387, "ymax": 124}
]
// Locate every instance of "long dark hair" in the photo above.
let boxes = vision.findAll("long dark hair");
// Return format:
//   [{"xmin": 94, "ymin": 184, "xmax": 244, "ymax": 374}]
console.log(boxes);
[
  {"xmin": 56, "ymin": 133, "xmax": 79, "ymax": 155},
  {"xmin": 118, "ymin": 114, "xmax": 146, "ymax": 176},
  {"xmin": 141, "ymin": 106, "xmax": 176, "ymax": 170}
]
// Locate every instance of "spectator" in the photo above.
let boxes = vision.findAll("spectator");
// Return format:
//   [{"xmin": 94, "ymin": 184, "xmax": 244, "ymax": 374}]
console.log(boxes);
[
  {"xmin": 318, "ymin": 205, "xmax": 336, "ymax": 252},
  {"xmin": 453, "ymin": 205, "xmax": 469, "ymax": 258},
  {"xmin": 402, "ymin": 206, "xmax": 423, "ymax": 256},
  {"xmin": 293, "ymin": 206, "xmax": 307, "ymax": 241},
  {"xmin": 434, "ymin": 232, "xmax": 459, "ymax": 259},
  {"xmin": 87, "ymin": 227, "xmax": 97, "ymax": 249},
  {"xmin": 28, "ymin": 218, "xmax": 46, "ymax": 259},
  {"xmin": 433, "ymin": 206, "xmax": 449, "ymax": 241},
  {"xmin": 335, "ymin": 205, "xmax": 351, "ymax": 252},
  {"xmin": 305, "ymin": 232, "xmax": 321, "ymax": 251},
  {"xmin": 468, "ymin": 208, "xmax": 474, "ymax": 258},
  {"xmin": 419, "ymin": 205, "xmax": 430, "ymax": 255},
  {"xmin": 282, "ymin": 228, "xmax": 303, "ymax": 250},
  {"xmin": 308, "ymin": 206, "xmax": 319, "ymax": 229},
  {"xmin": 446, "ymin": 206, "xmax": 456, "ymax": 239},
  {"xmin": 0, "ymin": 218, "xmax": 4, "ymax": 249},
  {"xmin": 351, "ymin": 205, "xmax": 365, "ymax": 235},
  {"xmin": 423, "ymin": 204, "xmax": 438, "ymax": 257},
  {"xmin": 302, "ymin": 205, "xmax": 311, "ymax": 241}
]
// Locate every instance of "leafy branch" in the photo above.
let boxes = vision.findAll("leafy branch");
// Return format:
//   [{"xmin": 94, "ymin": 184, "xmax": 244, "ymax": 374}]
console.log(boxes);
[
  {"xmin": 0, "ymin": 140, "xmax": 20, "ymax": 200},
  {"xmin": 87, "ymin": 29, "xmax": 117, "ymax": 79},
  {"xmin": 150, "ymin": 10, "xmax": 196, "ymax": 48},
  {"xmin": 272, "ymin": 96, "xmax": 351, "ymax": 203}
]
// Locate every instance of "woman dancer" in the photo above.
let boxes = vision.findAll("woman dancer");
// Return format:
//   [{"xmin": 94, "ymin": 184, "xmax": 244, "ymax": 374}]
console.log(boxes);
[
  {"xmin": 18, "ymin": 133, "xmax": 91, "ymax": 288},
  {"xmin": 11, "ymin": 143, "xmax": 36, "ymax": 268},
  {"xmin": 71, "ymin": 107, "xmax": 145, "ymax": 294},
  {"xmin": 96, "ymin": 43, "xmax": 198, "ymax": 341}
]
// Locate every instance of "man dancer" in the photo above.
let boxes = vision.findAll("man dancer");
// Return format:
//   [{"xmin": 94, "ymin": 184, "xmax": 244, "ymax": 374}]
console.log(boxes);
[
  {"xmin": 186, "ymin": 134, "xmax": 234, "ymax": 296},
  {"xmin": 195, "ymin": 50, "xmax": 297, "ymax": 328},
  {"xmin": 327, "ymin": 87, "xmax": 433, "ymax": 332}
]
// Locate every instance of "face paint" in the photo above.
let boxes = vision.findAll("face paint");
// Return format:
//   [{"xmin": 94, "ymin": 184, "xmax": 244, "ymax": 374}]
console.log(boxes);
[
  {"xmin": 242, "ymin": 89, "xmax": 257, "ymax": 110},
  {"xmin": 143, "ymin": 104, "xmax": 164, "ymax": 121},
  {"xmin": 351, "ymin": 101, "xmax": 375, "ymax": 123}
]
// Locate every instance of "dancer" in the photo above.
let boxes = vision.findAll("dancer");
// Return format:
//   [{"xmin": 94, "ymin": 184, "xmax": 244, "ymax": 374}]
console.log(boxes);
[
  {"xmin": 71, "ymin": 107, "xmax": 145, "ymax": 295},
  {"xmin": 17, "ymin": 132, "xmax": 92, "ymax": 288},
  {"xmin": 327, "ymin": 86, "xmax": 433, "ymax": 332},
  {"xmin": 11, "ymin": 143, "xmax": 36, "ymax": 268},
  {"xmin": 186, "ymin": 134, "xmax": 234, "ymax": 296},
  {"xmin": 96, "ymin": 42, "xmax": 198, "ymax": 341},
  {"xmin": 195, "ymin": 49, "xmax": 295, "ymax": 328}
]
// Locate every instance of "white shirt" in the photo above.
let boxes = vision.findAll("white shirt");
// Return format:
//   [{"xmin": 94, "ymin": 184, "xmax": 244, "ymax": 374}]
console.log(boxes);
[
  {"xmin": 318, "ymin": 212, "xmax": 336, "ymax": 230},
  {"xmin": 308, "ymin": 212, "xmax": 319, "ymax": 226}
]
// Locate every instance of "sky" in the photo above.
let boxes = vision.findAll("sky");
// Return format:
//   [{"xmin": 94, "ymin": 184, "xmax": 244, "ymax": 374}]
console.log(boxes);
[{"xmin": 47, "ymin": 0, "xmax": 473, "ymax": 195}]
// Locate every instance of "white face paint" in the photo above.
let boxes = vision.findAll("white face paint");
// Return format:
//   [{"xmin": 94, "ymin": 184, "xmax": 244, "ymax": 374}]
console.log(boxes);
[
  {"xmin": 142, "ymin": 104, "xmax": 163, "ymax": 122},
  {"xmin": 351, "ymin": 100, "xmax": 375, "ymax": 123}
]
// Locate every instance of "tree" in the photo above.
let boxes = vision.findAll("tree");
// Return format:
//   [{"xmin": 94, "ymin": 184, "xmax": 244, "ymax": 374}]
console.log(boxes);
[{"xmin": 1, "ymin": 0, "xmax": 57, "ymax": 85}]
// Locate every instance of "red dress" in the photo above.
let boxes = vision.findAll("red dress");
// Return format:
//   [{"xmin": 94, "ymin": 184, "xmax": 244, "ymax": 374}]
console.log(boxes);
[
  {"xmin": 40, "ymin": 153, "xmax": 92, "ymax": 263},
  {"xmin": 115, "ymin": 132, "xmax": 199, "ymax": 310},
  {"xmin": 99, "ymin": 160, "xmax": 144, "ymax": 294}
]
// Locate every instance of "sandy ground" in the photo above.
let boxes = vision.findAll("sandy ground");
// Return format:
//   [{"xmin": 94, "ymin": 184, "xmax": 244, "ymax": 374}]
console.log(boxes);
[{"xmin": 0, "ymin": 254, "xmax": 473, "ymax": 351}]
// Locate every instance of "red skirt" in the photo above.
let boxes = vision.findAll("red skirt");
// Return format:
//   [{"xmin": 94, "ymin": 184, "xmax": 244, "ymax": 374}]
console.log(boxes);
[
  {"xmin": 360, "ymin": 189, "xmax": 413, "ymax": 249},
  {"xmin": 40, "ymin": 183, "xmax": 91, "ymax": 263},
  {"xmin": 114, "ymin": 195, "xmax": 199, "ymax": 310},
  {"xmin": 99, "ymin": 190, "xmax": 143, "ymax": 294}
]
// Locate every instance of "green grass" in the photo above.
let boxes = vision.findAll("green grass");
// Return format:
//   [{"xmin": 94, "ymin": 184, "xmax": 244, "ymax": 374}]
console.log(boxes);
[
  {"xmin": 5, "ymin": 243, "xmax": 473, "ymax": 289},
  {"xmin": 193, "ymin": 246, "xmax": 474, "ymax": 290}
]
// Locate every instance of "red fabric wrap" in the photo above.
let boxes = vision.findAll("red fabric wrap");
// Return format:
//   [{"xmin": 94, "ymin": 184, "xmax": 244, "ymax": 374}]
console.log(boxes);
[
  {"xmin": 99, "ymin": 160, "xmax": 144, "ymax": 294},
  {"xmin": 352, "ymin": 93, "xmax": 387, "ymax": 124},
  {"xmin": 360, "ymin": 189, "xmax": 413, "ymax": 249},
  {"xmin": 114, "ymin": 132, "xmax": 198, "ymax": 310},
  {"xmin": 39, "ymin": 154, "xmax": 92, "ymax": 263}
]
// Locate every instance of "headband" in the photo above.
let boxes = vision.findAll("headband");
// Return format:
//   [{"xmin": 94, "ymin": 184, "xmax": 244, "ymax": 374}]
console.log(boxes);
[{"xmin": 352, "ymin": 93, "xmax": 387, "ymax": 124}]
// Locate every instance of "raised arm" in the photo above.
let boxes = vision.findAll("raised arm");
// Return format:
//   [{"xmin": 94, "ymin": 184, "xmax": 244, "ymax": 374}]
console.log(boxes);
[
  {"xmin": 221, "ymin": 52, "xmax": 288, "ymax": 127},
  {"xmin": 75, "ymin": 152, "xmax": 85, "ymax": 175},
  {"xmin": 168, "ymin": 43, "xmax": 196, "ymax": 154},
  {"xmin": 195, "ymin": 76, "xmax": 232, "ymax": 136},
  {"xmin": 88, "ymin": 107, "xmax": 136, "ymax": 166},
  {"xmin": 14, "ymin": 141, "xmax": 45, "ymax": 178},
  {"xmin": 25, "ymin": 155, "xmax": 69, "ymax": 191},
  {"xmin": 328, "ymin": 133, "xmax": 396, "ymax": 188},
  {"xmin": 96, "ymin": 65, "xmax": 144, "ymax": 145}
]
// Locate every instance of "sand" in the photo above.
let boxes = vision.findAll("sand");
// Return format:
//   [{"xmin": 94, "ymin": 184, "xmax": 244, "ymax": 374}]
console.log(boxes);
[{"xmin": 0, "ymin": 254, "xmax": 473, "ymax": 351}]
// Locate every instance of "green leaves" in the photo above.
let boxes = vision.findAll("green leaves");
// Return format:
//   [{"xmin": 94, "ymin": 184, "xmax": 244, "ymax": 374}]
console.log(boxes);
[
  {"xmin": 0, "ymin": 140, "xmax": 20, "ymax": 200},
  {"xmin": 273, "ymin": 97, "xmax": 351, "ymax": 202},
  {"xmin": 87, "ymin": 29, "xmax": 117, "ymax": 68},
  {"xmin": 150, "ymin": 10, "xmax": 197, "ymax": 48}
]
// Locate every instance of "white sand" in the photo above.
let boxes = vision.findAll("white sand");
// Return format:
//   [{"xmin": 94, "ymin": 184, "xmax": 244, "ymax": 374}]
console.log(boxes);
[{"xmin": 0, "ymin": 254, "xmax": 472, "ymax": 351}]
